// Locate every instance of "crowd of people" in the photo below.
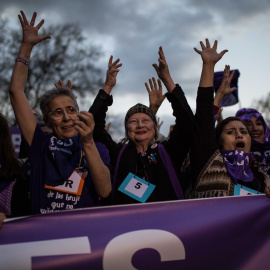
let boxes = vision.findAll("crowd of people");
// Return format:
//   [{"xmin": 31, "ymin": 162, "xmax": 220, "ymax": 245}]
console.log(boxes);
[{"xmin": 1, "ymin": 11, "xmax": 270, "ymax": 223}]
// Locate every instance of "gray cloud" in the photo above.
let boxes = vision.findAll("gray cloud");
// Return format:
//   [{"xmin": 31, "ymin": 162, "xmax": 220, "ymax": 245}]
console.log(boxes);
[{"xmin": 1, "ymin": 0, "xmax": 269, "ymax": 123}]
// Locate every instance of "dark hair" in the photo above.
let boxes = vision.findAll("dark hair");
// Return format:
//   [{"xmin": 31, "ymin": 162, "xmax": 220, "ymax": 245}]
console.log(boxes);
[
  {"xmin": 215, "ymin": 116, "xmax": 251, "ymax": 149},
  {"xmin": 0, "ymin": 113, "xmax": 24, "ymax": 181}
]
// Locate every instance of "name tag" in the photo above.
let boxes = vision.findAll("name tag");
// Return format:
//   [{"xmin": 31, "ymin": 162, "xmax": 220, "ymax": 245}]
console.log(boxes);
[
  {"xmin": 234, "ymin": 184, "xmax": 261, "ymax": 196},
  {"xmin": 45, "ymin": 170, "xmax": 86, "ymax": 196},
  {"xmin": 118, "ymin": 173, "xmax": 155, "ymax": 203}
]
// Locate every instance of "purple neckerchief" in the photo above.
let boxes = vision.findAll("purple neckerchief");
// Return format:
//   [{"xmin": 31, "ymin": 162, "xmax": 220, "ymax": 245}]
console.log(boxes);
[
  {"xmin": 222, "ymin": 150, "xmax": 254, "ymax": 184},
  {"xmin": 112, "ymin": 143, "xmax": 184, "ymax": 200},
  {"xmin": 235, "ymin": 108, "xmax": 270, "ymax": 142},
  {"xmin": 44, "ymin": 134, "xmax": 82, "ymax": 186}
]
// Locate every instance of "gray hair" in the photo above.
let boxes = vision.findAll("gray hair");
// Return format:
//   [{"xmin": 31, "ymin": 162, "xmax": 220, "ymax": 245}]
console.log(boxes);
[{"xmin": 39, "ymin": 87, "xmax": 79, "ymax": 120}]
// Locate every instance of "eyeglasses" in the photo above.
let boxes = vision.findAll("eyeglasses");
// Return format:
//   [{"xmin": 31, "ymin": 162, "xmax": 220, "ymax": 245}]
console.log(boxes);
[
  {"xmin": 128, "ymin": 118, "xmax": 152, "ymax": 126},
  {"xmin": 48, "ymin": 106, "xmax": 79, "ymax": 120}
]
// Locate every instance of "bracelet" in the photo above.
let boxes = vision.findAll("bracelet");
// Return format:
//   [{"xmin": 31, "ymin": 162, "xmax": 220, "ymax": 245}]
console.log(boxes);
[{"xmin": 15, "ymin": 57, "xmax": 29, "ymax": 66}]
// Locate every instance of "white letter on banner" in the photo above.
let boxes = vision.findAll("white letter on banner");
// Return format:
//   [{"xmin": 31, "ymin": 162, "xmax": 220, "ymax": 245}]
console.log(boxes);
[
  {"xmin": 0, "ymin": 236, "xmax": 91, "ymax": 270},
  {"xmin": 103, "ymin": 229, "xmax": 185, "ymax": 269}
]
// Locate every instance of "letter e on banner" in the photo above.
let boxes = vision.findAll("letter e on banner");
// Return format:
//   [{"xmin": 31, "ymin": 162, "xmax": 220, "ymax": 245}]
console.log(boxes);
[{"xmin": 103, "ymin": 229, "xmax": 185, "ymax": 269}]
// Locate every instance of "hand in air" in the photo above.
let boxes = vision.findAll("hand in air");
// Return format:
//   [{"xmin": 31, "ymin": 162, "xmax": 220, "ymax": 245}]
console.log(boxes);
[
  {"xmin": 194, "ymin": 38, "xmax": 227, "ymax": 65},
  {"xmin": 18, "ymin": 11, "xmax": 50, "ymax": 46}
]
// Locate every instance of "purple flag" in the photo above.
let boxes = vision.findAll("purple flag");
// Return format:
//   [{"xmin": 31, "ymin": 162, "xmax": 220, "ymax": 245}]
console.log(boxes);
[{"xmin": 214, "ymin": 69, "xmax": 240, "ymax": 107}]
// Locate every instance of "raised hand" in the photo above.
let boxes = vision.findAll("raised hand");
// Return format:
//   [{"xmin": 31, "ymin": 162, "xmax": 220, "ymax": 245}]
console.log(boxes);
[
  {"xmin": 194, "ymin": 38, "xmax": 227, "ymax": 66},
  {"xmin": 55, "ymin": 79, "xmax": 72, "ymax": 90},
  {"xmin": 145, "ymin": 77, "xmax": 165, "ymax": 115},
  {"xmin": 152, "ymin": 46, "xmax": 175, "ymax": 92},
  {"xmin": 157, "ymin": 117, "xmax": 164, "ymax": 132},
  {"xmin": 18, "ymin": 11, "xmax": 50, "ymax": 47},
  {"xmin": 103, "ymin": 55, "xmax": 122, "ymax": 94},
  {"xmin": 214, "ymin": 65, "xmax": 237, "ymax": 107}
]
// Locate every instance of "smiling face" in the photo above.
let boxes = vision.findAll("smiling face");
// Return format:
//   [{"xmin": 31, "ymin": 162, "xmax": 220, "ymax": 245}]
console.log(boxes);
[
  {"xmin": 245, "ymin": 116, "xmax": 265, "ymax": 143},
  {"xmin": 127, "ymin": 113, "xmax": 155, "ymax": 145},
  {"xmin": 45, "ymin": 95, "xmax": 79, "ymax": 140},
  {"xmin": 220, "ymin": 120, "xmax": 251, "ymax": 152}
]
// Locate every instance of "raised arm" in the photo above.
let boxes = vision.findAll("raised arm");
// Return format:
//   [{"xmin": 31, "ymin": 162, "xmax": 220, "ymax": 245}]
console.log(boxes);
[
  {"xmin": 145, "ymin": 77, "xmax": 165, "ymax": 115},
  {"xmin": 74, "ymin": 111, "xmax": 111, "ymax": 198},
  {"xmin": 103, "ymin": 55, "xmax": 122, "ymax": 95},
  {"xmin": 191, "ymin": 39, "xmax": 228, "ymax": 181},
  {"xmin": 9, "ymin": 11, "xmax": 50, "ymax": 146},
  {"xmin": 152, "ymin": 46, "xmax": 176, "ymax": 93}
]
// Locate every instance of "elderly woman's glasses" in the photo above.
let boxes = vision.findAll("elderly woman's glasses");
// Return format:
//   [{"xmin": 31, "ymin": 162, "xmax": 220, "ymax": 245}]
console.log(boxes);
[
  {"xmin": 128, "ymin": 118, "xmax": 151, "ymax": 126},
  {"xmin": 48, "ymin": 106, "xmax": 78, "ymax": 120}
]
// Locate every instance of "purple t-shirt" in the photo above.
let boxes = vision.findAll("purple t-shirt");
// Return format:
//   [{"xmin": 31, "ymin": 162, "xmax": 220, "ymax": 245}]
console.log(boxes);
[{"xmin": 29, "ymin": 125, "xmax": 110, "ymax": 214}]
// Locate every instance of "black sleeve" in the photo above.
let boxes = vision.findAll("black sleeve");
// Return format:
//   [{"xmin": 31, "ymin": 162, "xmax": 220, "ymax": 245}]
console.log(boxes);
[
  {"xmin": 190, "ymin": 87, "xmax": 217, "ymax": 183},
  {"xmin": 162, "ymin": 84, "xmax": 195, "ymax": 172},
  {"xmin": 89, "ymin": 89, "xmax": 120, "ymax": 166}
]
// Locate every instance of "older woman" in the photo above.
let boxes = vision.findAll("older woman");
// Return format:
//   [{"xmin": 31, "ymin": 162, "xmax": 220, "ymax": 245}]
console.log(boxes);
[
  {"xmin": 90, "ymin": 47, "xmax": 195, "ymax": 205},
  {"xmin": 9, "ymin": 11, "xmax": 111, "ymax": 214},
  {"xmin": 188, "ymin": 39, "xmax": 270, "ymax": 198}
]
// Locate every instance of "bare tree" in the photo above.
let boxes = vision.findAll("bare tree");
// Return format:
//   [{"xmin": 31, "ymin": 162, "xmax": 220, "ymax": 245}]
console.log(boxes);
[
  {"xmin": 0, "ymin": 19, "xmax": 103, "ymax": 125},
  {"xmin": 255, "ymin": 93, "xmax": 270, "ymax": 126}
]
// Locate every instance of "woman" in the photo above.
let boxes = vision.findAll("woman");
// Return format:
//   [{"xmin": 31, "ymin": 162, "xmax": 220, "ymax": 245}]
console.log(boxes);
[
  {"xmin": 189, "ymin": 38, "xmax": 270, "ymax": 198},
  {"xmin": 90, "ymin": 47, "xmax": 195, "ymax": 205},
  {"xmin": 235, "ymin": 108, "xmax": 270, "ymax": 176},
  {"xmin": 9, "ymin": 11, "xmax": 111, "ymax": 214},
  {"xmin": 0, "ymin": 113, "xmax": 31, "ymax": 217}
]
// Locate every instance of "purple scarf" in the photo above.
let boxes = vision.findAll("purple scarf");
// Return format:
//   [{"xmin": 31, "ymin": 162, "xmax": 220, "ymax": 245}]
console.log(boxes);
[{"xmin": 222, "ymin": 150, "xmax": 254, "ymax": 184}]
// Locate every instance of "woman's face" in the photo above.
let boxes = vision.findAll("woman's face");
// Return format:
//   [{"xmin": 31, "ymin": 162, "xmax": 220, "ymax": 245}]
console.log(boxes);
[
  {"xmin": 220, "ymin": 120, "xmax": 251, "ymax": 152},
  {"xmin": 45, "ymin": 95, "xmax": 79, "ymax": 140},
  {"xmin": 245, "ymin": 116, "xmax": 264, "ymax": 143},
  {"xmin": 127, "ymin": 113, "xmax": 155, "ymax": 145}
]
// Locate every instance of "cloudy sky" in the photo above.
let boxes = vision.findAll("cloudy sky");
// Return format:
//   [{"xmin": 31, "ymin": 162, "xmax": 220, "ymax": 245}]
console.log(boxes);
[{"xmin": 1, "ymin": 0, "xmax": 270, "ymax": 138}]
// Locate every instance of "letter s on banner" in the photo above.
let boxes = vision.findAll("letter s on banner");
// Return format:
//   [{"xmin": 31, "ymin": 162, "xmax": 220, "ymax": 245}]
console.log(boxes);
[{"xmin": 103, "ymin": 229, "xmax": 185, "ymax": 270}]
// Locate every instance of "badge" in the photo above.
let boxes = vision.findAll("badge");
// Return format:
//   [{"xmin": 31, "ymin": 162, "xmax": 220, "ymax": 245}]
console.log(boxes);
[
  {"xmin": 45, "ymin": 170, "xmax": 86, "ymax": 196},
  {"xmin": 148, "ymin": 153, "xmax": 157, "ymax": 164},
  {"xmin": 118, "ymin": 173, "xmax": 155, "ymax": 203},
  {"xmin": 234, "ymin": 184, "xmax": 261, "ymax": 196},
  {"xmin": 151, "ymin": 143, "xmax": 157, "ymax": 149}
]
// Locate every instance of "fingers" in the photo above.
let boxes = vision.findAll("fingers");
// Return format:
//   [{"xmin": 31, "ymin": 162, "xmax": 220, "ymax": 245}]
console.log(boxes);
[
  {"xmin": 75, "ymin": 112, "xmax": 94, "ymax": 131},
  {"xmin": 108, "ymin": 55, "xmax": 113, "ymax": 68},
  {"xmin": 152, "ymin": 63, "xmax": 158, "ymax": 72},
  {"xmin": 212, "ymin": 40, "xmax": 217, "ymax": 50},
  {"xmin": 153, "ymin": 77, "xmax": 158, "ymax": 90},
  {"xmin": 55, "ymin": 80, "xmax": 72, "ymax": 90},
  {"xmin": 68, "ymin": 80, "xmax": 72, "ymax": 90},
  {"xmin": 193, "ymin": 47, "xmax": 202, "ymax": 55},
  {"xmin": 20, "ymin": 10, "xmax": 29, "ymax": 25},
  {"xmin": 30, "ymin": 12, "xmax": 37, "ymax": 26},
  {"xmin": 200, "ymin": 41, "xmax": 206, "ymax": 50},
  {"xmin": 149, "ymin": 78, "xmax": 154, "ymax": 90},
  {"xmin": 206, "ymin": 38, "xmax": 211, "ymax": 48},
  {"xmin": 159, "ymin": 46, "xmax": 165, "ymax": 60},
  {"xmin": 157, "ymin": 79, "xmax": 162, "ymax": 90},
  {"xmin": 219, "ymin": 49, "xmax": 228, "ymax": 59},
  {"xmin": 36, "ymin": 19, "xmax": 45, "ymax": 30},
  {"xmin": 145, "ymin": 82, "xmax": 150, "ymax": 93}
]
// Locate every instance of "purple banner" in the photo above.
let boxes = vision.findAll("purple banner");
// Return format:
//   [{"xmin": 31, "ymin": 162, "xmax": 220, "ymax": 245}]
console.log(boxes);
[{"xmin": 1, "ymin": 195, "xmax": 270, "ymax": 269}]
